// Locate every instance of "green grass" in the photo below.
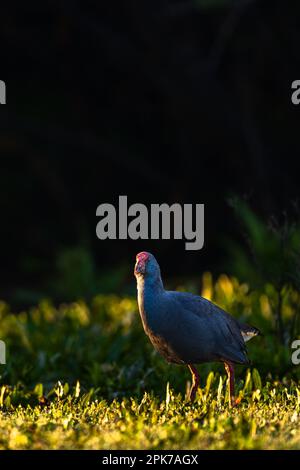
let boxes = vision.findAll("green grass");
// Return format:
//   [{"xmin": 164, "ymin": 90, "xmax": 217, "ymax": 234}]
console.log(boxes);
[
  {"xmin": 1, "ymin": 375, "xmax": 300, "ymax": 449},
  {"xmin": 0, "ymin": 273, "xmax": 300, "ymax": 449}
]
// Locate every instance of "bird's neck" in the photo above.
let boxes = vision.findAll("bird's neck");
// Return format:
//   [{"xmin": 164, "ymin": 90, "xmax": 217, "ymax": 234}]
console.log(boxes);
[
  {"xmin": 136, "ymin": 274, "xmax": 164, "ymax": 332},
  {"xmin": 137, "ymin": 272, "xmax": 164, "ymax": 297}
]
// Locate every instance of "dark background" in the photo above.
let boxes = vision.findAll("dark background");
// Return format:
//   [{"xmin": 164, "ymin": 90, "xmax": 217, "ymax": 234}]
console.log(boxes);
[{"xmin": 0, "ymin": 0, "xmax": 299, "ymax": 306}]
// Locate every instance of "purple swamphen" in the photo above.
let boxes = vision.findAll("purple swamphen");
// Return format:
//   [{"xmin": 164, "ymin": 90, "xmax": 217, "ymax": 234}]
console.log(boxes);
[{"xmin": 134, "ymin": 252, "xmax": 260, "ymax": 406}]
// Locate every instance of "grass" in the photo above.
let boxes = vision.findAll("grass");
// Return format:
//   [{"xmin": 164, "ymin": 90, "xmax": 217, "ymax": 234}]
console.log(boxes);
[
  {"xmin": 1, "ymin": 375, "xmax": 300, "ymax": 449},
  {"xmin": 0, "ymin": 273, "xmax": 300, "ymax": 449}
]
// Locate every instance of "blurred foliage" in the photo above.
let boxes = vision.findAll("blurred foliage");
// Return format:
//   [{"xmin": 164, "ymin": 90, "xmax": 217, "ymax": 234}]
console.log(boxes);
[
  {"xmin": 49, "ymin": 246, "xmax": 130, "ymax": 301},
  {"xmin": 1, "ymin": 272, "xmax": 300, "ymax": 448},
  {"xmin": 1, "ymin": 272, "xmax": 300, "ymax": 394},
  {"xmin": 14, "ymin": 246, "xmax": 131, "ymax": 306},
  {"xmin": 226, "ymin": 198, "xmax": 300, "ymax": 344}
]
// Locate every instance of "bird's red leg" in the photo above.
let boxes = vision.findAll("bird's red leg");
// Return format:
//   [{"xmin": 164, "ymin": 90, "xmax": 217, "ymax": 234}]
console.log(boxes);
[
  {"xmin": 187, "ymin": 364, "xmax": 199, "ymax": 402},
  {"xmin": 224, "ymin": 361, "xmax": 236, "ymax": 407}
]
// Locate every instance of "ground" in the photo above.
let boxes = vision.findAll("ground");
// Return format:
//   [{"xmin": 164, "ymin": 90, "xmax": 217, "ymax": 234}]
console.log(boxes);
[
  {"xmin": 0, "ymin": 275, "xmax": 299, "ymax": 450},
  {"xmin": 1, "ymin": 374, "xmax": 300, "ymax": 449}
]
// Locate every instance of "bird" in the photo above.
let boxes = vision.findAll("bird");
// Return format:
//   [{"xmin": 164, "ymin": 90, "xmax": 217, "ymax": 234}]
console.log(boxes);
[{"xmin": 134, "ymin": 251, "xmax": 260, "ymax": 406}]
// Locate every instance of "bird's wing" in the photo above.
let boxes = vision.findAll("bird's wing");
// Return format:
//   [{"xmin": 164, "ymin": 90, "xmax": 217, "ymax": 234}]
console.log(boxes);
[{"xmin": 167, "ymin": 291, "xmax": 249, "ymax": 365}]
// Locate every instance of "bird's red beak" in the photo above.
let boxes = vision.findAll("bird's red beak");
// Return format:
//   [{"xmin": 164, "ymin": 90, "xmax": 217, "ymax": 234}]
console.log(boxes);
[{"xmin": 134, "ymin": 252, "xmax": 149, "ymax": 275}]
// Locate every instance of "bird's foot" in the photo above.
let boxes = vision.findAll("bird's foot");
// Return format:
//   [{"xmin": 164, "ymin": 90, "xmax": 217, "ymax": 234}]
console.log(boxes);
[{"xmin": 187, "ymin": 365, "xmax": 200, "ymax": 403}]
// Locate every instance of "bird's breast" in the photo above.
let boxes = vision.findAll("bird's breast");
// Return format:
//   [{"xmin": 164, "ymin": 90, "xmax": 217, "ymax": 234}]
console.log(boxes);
[
  {"xmin": 137, "ymin": 286, "xmax": 183, "ymax": 364},
  {"xmin": 147, "ymin": 330, "xmax": 184, "ymax": 364}
]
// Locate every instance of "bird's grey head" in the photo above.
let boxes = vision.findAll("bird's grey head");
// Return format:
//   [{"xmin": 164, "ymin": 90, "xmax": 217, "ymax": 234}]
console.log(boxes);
[{"xmin": 134, "ymin": 252, "xmax": 161, "ymax": 281}]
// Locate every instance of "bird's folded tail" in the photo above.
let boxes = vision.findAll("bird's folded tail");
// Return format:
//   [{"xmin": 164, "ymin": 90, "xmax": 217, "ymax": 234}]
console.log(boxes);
[{"xmin": 239, "ymin": 322, "xmax": 261, "ymax": 343}]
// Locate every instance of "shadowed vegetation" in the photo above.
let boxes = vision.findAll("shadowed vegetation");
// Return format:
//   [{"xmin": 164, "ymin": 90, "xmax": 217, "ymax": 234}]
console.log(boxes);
[{"xmin": 1, "ymin": 269, "xmax": 300, "ymax": 449}]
